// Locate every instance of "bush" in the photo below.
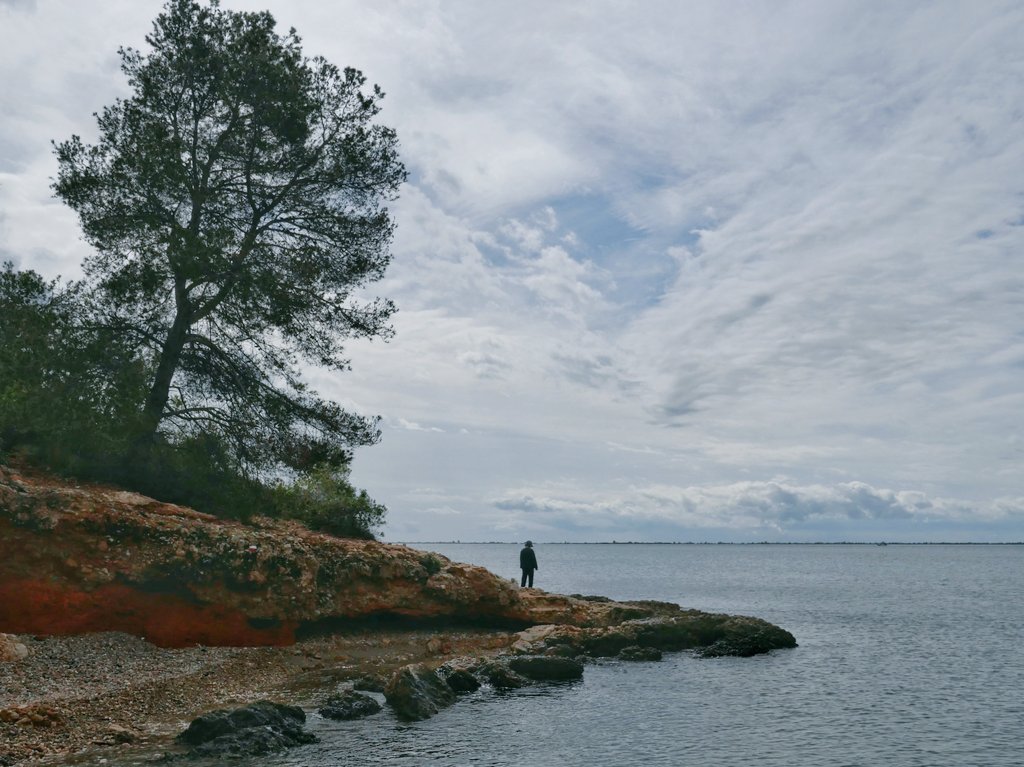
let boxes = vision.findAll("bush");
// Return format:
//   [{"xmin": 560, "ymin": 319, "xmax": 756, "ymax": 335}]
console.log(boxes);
[
  {"xmin": 271, "ymin": 464, "xmax": 386, "ymax": 540},
  {"xmin": 419, "ymin": 553, "xmax": 443, "ymax": 576}
]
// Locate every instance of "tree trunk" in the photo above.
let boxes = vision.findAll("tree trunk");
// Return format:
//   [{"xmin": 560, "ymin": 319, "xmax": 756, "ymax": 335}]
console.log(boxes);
[{"xmin": 139, "ymin": 308, "xmax": 191, "ymax": 442}]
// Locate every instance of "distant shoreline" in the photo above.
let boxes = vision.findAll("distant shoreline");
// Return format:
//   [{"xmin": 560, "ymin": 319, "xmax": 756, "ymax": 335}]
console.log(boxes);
[{"xmin": 404, "ymin": 540, "xmax": 1024, "ymax": 545}]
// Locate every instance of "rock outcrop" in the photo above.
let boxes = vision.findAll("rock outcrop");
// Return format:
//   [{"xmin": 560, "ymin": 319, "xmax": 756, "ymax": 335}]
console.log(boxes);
[
  {"xmin": 507, "ymin": 655, "xmax": 584, "ymax": 681},
  {"xmin": 0, "ymin": 465, "xmax": 529, "ymax": 646},
  {"xmin": 174, "ymin": 701, "xmax": 317, "ymax": 758},
  {"xmin": 0, "ymin": 464, "xmax": 797, "ymax": 658}
]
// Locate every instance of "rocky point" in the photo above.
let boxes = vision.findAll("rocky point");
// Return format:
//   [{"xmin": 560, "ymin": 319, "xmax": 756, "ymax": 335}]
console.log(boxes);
[{"xmin": 0, "ymin": 463, "xmax": 796, "ymax": 657}]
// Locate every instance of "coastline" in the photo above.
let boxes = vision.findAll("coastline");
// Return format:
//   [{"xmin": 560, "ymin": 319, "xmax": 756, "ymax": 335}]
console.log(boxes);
[
  {"xmin": 0, "ymin": 464, "xmax": 797, "ymax": 764},
  {"xmin": 0, "ymin": 625, "xmax": 517, "ymax": 765}
]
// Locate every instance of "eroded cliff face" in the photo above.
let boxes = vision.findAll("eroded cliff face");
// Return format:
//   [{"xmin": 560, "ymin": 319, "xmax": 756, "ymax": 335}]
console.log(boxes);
[{"xmin": 0, "ymin": 465, "xmax": 659, "ymax": 646}]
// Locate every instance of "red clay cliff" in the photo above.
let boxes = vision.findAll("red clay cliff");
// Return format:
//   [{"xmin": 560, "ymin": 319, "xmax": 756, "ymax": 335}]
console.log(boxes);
[{"xmin": 0, "ymin": 465, "xmax": 670, "ymax": 647}]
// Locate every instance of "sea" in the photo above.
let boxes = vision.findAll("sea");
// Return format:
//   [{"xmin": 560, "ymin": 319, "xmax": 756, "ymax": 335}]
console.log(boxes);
[{"xmin": 132, "ymin": 543, "xmax": 1024, "ymax": 766}]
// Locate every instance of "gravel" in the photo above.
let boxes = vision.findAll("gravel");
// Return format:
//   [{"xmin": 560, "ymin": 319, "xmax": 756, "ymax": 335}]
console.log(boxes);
[{"xmin": 0, "ymin": 628, "xmax": 514, "ymax": 766}]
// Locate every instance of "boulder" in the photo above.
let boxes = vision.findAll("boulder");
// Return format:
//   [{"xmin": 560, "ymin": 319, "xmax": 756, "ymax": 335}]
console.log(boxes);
[
  {"xmin": 383, "ymin": 664, "xmax": 456, "ymax": 721},
  {"xmin": 696, "ymin": 620, "xmax": 798, "ymax": 658},
  {"xmin": 175, "ymin": 701, "xmax": 317, "ymax": 757},
  {"xmin": 445, "ymin": 668, "xmax": 481, "ymax": 693},
  {"xmin": 507, "ymin": 655, "xmax": 584, "ymax": 681},
  {"xmin": 317, "ymin": 690, "xmax": 381, "ymax": 721},
  {"xmin": 618, "ymin": 645, "xmax": 663, "ymax": 661},
  {"xmin": 477, "ymin": 660, "xmax": 528, "ymax": 690},
  {"xmin": 0, "ymin": 634, "xmax": 28, "ymax": 662},
  {"xmin": 436, "ymin": 657, "xmax": 483, "ymax": 693}
]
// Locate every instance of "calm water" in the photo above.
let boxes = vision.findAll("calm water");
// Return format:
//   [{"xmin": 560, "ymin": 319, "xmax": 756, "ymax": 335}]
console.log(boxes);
[{"xmin": 163, "ymin": 545, "xmax": 1024, "ymax": 766}]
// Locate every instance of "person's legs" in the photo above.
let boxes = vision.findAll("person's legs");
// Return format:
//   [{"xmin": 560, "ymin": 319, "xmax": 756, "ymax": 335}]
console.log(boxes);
[
  {"xmin": 526, "ymin": 569, "xmax": 534, "ymax": 588},
  {"xmin": 521, "ymin": 570, "xmax": 528, "ymax": 587}
]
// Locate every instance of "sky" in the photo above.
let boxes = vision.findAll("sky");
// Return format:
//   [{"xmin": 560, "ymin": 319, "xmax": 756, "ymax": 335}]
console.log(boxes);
[{"xmin": 2, "ymin": 0, "xmax": 1023, "ymax": 542}]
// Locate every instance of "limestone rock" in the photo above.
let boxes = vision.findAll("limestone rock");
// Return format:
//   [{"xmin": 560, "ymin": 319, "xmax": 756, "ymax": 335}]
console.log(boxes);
[
  {"xmin": 0, "ymin": 634, "xmax": 28, "ymax": 662},
  {"xmin": 618, "ymin": 645, "xmax": 663, "ymax": 661},
  {"xmin": 695, "ymin": 619, "xmax": 798, "ymax": 658},
  {"xmin": 444, "ymin": 667, "xmax": 481, "ymax": 693},
  {"xmin": 317, "ymin": 690, "xmax": 381, "ymax": 721},
  {"xmin": 437, "ymin": 658, "xmax": 482, "ymax": 693},
  {"xmin": 383, "ymin": 664, "xmax": 456, "ymax": 721},
  {"xmin": 478, "ymin": 660, "xmax": 528, "ymax": 690},
  {"xmin": 510, "ymin": 613, "xmax": 796, "ymax": 660},
  {"xmin": 507, "ymin": 655, "xmax": 584, "ymax": 681},
  {"xmin": 175, "ymin": 700, "xmax": 316, "ymax": 758}
]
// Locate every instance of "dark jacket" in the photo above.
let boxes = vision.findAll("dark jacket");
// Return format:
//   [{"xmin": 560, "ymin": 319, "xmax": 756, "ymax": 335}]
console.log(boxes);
[{"xmin": 520, "ymin": 546, "xmax": 538, "ymax": 571}]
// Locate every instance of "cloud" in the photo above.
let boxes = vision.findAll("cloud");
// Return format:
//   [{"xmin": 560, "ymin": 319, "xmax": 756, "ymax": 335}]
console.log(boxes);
[
  {"xmin": 0, "ymin": 0, "xmax": 36, "ymax": 11},
  {"xmin": 493, "ymin": 479, "xmax": 1024, "ymax": 534},
  {"xmin": 393, "ymin": 418, "xmax": 444, "ymax": 433},
  {"xmin": 3, "ymin": 1, "xmax": 1024, "ymax": 541}
]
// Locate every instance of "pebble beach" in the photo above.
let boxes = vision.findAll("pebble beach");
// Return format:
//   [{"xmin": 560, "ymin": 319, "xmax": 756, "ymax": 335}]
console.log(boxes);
[{"xmin": 0, "ymin": 628, "xmax": 513, "ymax": 766}]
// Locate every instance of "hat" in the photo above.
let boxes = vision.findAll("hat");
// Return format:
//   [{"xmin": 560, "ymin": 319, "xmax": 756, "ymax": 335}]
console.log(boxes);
[{"xmin": 524, "ymin": 540, "xmax": 533, "ymax": 547}]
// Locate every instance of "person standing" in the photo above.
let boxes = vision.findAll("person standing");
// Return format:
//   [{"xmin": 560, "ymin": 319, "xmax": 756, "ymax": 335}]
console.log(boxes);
[{"xmin": 519, "ymin": 540, "xmax": 539, "ymax": 587}]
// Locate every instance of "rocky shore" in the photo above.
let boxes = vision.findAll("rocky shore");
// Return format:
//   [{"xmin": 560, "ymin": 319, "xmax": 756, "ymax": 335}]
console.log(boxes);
[
  {"xmin": 0, "ymin": 464, "xmax": 798, "ymax": 764},
  {"xmin": 0, "ymin": 626, "xmax": 517, "ymax": 764}
]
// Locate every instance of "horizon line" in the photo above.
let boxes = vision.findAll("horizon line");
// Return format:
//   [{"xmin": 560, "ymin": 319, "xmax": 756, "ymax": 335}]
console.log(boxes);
[{"xmin": 397, "ymin": 540, "xmax": 1024, "ymax": 546}]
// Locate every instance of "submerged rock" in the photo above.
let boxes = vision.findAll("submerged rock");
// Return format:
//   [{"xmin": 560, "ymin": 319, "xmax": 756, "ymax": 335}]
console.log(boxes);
[
  {"xmin": 317, "ymin": 690, "xmax": 381, "ymax": 721},
  {"xmin": 175, "ymin": 700, "xmax": 316, "ymax": 758},
  {"xmin": 384, "ymin": 664, "xmax": 456, "ymax": 721}
]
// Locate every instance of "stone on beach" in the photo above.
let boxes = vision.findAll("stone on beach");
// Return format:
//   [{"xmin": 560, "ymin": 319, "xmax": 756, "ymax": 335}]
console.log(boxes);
[{"xmin": 0, "ymin": 635, "xmax": 28, "ymax": 663}]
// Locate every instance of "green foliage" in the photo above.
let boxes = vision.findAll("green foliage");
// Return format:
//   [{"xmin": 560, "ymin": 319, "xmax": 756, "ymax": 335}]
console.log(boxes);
[
  {"xmin": 117, "ymin": 432, "xmax": 271, "ymax": 521},
  {"xmin": 0, "ymin": 262, "xmax": 384, "ymax": 536},
  {"xmin": 0, "ymin": 263, "xmax": 148, "ymax": 469},
  {"xmin": 52, "ymin": 0, "xmax": 406, "ymax": 477},
  {"xmin": 272, "ymin": 464, "xmax": 386, "ymax": 540},
  {"xmin": 419, "ymin": 553, "xmax": 443, "ymax": 576}
]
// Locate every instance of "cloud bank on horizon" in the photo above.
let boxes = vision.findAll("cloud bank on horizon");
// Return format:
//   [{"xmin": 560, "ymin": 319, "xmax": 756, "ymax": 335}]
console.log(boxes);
[{"xmin": 2, "ymin": 0, "xmax": 1022, "ymax": 541}]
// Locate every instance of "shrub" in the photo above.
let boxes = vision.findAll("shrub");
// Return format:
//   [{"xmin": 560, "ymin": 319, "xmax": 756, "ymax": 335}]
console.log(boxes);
[
  {"xmin": 420, "ymin": 553, "xmax": 443, "ymax": 576},
  {"xmin": 271, "ymin": 464, "xmax": 386, "ymax": 540}
]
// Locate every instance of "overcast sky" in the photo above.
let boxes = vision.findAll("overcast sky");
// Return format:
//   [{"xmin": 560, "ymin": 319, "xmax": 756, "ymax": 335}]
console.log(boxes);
[{"xmin": 2, "ymin": 0, "xmax": 1023, "ymax": 542}]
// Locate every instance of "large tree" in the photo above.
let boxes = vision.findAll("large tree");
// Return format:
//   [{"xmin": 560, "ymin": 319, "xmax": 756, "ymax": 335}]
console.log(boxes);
[{"xmin": 53, "ymin": 0, "xmax": 405, "ymax": 473}]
